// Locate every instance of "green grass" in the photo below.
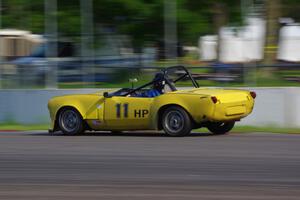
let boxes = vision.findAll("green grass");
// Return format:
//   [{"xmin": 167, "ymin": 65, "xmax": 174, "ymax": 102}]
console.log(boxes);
[
  {"xmin": 55, "ymin": 67, "xmax": 300, "ymax": 89},
  {"xmin": 195, "ymin": 125, "xmax": 300, "ymax": 134},
  {"xmin": 0, "ymin": 123, "xmax": 300, "ymax": 134},
  {"xmin": 3, "ymin": 64, "xmax": 300, "ymax": 89},
  {"xmin": 232, "ymin": 126, "xmax": 300, "ymax": 134},
  {"xmin": 0, "ymin": 123, "xmax": 49, "ymax": 131},
  {"xmin": 231, "ymin": 126, "xmax": 300, "ymax": 134},
  {"xmin": 193, "ymin": 126, "xmax": 300, "ymax": 134}
]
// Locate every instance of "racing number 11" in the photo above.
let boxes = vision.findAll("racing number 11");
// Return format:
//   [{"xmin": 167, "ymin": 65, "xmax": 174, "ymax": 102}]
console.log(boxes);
[{"xmin": 116, "ymin": 103, "xmax": 128, "ymax": 118}]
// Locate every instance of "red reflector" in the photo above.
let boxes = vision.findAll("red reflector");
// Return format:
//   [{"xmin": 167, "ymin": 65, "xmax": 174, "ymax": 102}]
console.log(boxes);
[
  {"xmin": 211, "ymin": 96, "xmax": 218, "ymax": 104},
  {"xmin": 250, "ymin": 91, "xmax": 256, "ymax": 99}
]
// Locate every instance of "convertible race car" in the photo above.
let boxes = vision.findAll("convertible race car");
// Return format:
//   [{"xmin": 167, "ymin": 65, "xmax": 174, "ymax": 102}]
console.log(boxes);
[{"xmin": 48, "ymin": 66, "xmax": 256, "ymax": 136}]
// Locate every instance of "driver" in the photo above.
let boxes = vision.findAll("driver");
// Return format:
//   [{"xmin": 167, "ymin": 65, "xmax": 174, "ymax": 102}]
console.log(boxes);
[
  {"xmin": 138, "ymin": 72, "xmax": 164, "ymax": 98},
  {"xmin": 153, "ymin": 72, "xmax": 164, "ymax": 91},
  {"xmin": 146, "ymin": 72, "xmax": 164, "ymax": 97}
]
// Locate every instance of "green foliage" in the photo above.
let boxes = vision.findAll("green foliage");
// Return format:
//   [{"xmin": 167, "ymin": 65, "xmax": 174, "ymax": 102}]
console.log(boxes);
[{"xmin": 0, "ymin": 0, "xmax": 298, "ymax": 46}]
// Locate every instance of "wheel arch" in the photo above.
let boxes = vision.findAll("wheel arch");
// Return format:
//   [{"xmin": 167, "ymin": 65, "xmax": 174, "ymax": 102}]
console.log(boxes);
[{"xmin": 53, "ymin": 106, "xmax": 84, "ymax": 132}]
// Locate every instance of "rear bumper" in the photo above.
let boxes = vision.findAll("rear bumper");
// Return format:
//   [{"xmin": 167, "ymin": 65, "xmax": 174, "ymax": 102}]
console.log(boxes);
[{"xmin": 207, "ymin": 100, "xmax": 254, "ymax": 122}]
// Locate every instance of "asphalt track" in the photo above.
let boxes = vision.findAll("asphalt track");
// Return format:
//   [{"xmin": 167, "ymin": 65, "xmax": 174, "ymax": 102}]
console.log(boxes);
[{"xmin": 0, "ymin": 131, "xmax": 299, "ymax": 200}]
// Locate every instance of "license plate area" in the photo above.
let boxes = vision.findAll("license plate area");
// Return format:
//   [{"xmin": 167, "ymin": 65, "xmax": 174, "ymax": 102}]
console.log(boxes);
[{"xmin": 226, "ymin": 105, "xmax": 246, "ymax": 116}]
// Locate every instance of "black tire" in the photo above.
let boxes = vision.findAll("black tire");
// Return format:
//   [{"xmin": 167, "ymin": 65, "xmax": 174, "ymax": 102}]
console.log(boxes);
[
  {"xmin": 162, "ymin": 106, "xmax": 192, "ymax": 137},
  {"xmin": 58, "ymin": 108, "xmax": 84, "ymax": 135},
  {"xmin": 207, "ymin": 121, "xmax": 235, "ymax": 135}
]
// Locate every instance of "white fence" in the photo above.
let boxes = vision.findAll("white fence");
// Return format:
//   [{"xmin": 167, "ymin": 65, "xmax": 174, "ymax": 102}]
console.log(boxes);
[{"xmin": 0, "ymin": 88, "xmax": 300, "ymax": 128}]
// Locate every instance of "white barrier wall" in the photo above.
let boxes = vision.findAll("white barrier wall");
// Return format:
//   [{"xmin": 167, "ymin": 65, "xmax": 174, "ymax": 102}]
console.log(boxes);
[
  {"xmin": 0, "ymin": 88, "xmax": 300, "ymax": 128},
  {"xmin": 239, "ymin": 88, "xmax": 300, "ymax": 127},
  {"xmin": 0, "ymin": 89, "xmax": 102, "ymax": 124}
]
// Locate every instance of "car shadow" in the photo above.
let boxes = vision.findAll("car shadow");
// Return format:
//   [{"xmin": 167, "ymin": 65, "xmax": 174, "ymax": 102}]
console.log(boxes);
[{"xmin": 29, "ymin": 130, "xmax": 215, "ymax": 137}]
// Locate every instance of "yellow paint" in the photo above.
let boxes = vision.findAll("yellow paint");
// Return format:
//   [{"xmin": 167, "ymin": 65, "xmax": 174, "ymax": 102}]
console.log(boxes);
[
  {"xmin": 226, "ymin": 106, "xmax": 246, "ymax": 116},
  {"xmin": 102, "ymin": 96, "xmax": 153, "ymax": 130}
]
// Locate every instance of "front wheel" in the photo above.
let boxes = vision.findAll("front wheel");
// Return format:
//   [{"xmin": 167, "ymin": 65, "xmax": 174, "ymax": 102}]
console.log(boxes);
[
  {"xmin": 206, "ymin": 121, "xmax": 235, "ymax": 135},
  {"xmin": 58, "ymin": 108, "xmax": 84, "ymax": 135},
  {"xmin": 162, "ymin": 106, "xmax": 192, "ymax": 137}
]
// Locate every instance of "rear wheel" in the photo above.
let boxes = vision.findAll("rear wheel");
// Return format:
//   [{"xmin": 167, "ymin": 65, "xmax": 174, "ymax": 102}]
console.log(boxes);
[
  {"xmin": 207, "ymin": 121, "xmax": 235, "ymax": 135},
  {"xmin": 58, "ymin": 108, "xmax": 84, "ymax": 135},
  {"xmin": 162, "ymin": 106, "xmax": 192, "ymax": 137}
]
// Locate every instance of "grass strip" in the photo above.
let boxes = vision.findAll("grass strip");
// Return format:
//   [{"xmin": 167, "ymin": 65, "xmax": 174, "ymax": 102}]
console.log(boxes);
[
  {"xmin": 0, "ymin": 123, "xmax": 300, "ymax": 134},
  {"xmin": 0, "ymin": 123, "xmax": 49, "ymax": 131}
]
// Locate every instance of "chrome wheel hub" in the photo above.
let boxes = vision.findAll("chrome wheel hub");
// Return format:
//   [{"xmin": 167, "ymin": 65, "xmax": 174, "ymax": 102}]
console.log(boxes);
[
  {"xmin": 61, "ymin": 110, "xmax": 79, "ymax": 132},
  {"xmin": 165, "ymin": 111, "xmax": 184, "ymax": 132}
]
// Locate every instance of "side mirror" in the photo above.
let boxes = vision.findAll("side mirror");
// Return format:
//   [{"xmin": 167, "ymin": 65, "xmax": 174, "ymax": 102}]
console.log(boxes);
[{"xmin": 103, "ymin": 92, "xmax": 109, "ymax": 98}]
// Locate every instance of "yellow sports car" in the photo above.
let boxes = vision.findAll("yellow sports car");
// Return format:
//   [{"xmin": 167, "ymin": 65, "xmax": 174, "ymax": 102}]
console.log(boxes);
[{"xmin": 48, "ymin": 66, "xmax": 256, "ymax": 136}]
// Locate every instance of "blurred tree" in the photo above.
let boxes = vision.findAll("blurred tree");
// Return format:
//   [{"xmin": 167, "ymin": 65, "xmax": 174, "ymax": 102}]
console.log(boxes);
[
  {"xmin": 264, "ymin": 0, "xmax": 281, "ymax": 64},
  {"xmin": 178, "ymin": 0, "xmax": 242, "ymax": 44},
  {"xmin": 57, "ymin": 0, "xmax": 80, "ymax": 37},
  {"xmin": 0, "ymin": 0, "xmax": 299, "ymax": 51},
  {"xmin": 1, "ymin": 0, "xmax": 44, "ymax": 33},
  {"xmin": 282, "ymin": 0, "xmax": 300, "ymax": 21}
]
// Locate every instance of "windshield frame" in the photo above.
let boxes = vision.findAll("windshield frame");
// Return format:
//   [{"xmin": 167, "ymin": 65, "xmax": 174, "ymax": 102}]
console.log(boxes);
[{"xmin": 108, "ymin": 65, "xmax": 199, "ymax": 97}]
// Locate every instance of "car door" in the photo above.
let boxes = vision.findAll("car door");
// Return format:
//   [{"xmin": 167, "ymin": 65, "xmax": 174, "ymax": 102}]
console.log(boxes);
[{"xmin": 104, "ymin": 96, "xmax": 153, "ymax": 130}]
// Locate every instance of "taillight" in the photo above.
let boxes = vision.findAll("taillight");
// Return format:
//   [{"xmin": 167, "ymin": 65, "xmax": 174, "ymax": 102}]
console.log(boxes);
[
  {"xmin": 250, "ymin": 91, "xmax": 256, "ymax": 99},
  {"xmin": 211, "ymin": 96, "xmax": 218, "ymax": 104}
]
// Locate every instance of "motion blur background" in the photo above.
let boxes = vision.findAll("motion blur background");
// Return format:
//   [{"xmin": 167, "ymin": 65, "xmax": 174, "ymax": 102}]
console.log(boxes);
[
  {"xmin": 1, "ymin": 0, "xmax": 300, "ymax": 127},
  {"xmin": 0, "ymin": 0, "xmax": 299, "ymax": 89}
]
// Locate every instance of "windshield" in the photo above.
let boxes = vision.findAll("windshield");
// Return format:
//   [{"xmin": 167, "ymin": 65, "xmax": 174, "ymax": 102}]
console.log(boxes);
[{"xmin": 107, "ymin": 66, "xmax": 199, "ymax": 97}]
